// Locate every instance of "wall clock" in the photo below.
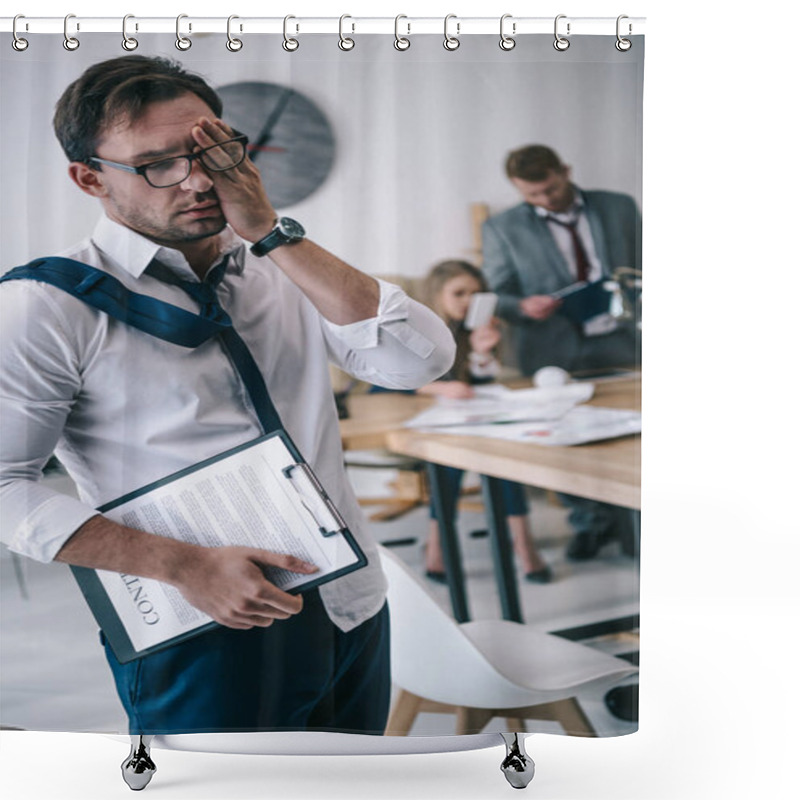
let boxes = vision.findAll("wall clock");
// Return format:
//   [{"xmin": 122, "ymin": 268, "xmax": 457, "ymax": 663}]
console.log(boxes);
[{"xmin": 216, "ymin": 81, "xmax": 336, "ymax": 209}]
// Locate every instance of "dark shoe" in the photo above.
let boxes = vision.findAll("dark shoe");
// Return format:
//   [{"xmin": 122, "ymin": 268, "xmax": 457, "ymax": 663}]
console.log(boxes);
[
  {"xmin": 525, "ymin": 566, "xmax": 553, "ymax": 584},
  {"xmin": 604, "ymin": 684, "xmax": 638, "ymax": 722},
  {"xmin": 425, "ymin": 570, "xmax": 447, "ymax": 584},
  {"xmin": 566, "ymin": 530, "xmax": 611, "ymax": 561}
]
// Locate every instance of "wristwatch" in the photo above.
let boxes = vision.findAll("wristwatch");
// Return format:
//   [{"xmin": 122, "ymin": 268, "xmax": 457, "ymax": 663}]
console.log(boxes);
[{"xmin": 250, "ymin": 217, "xmax": 306, "ymax": 257}]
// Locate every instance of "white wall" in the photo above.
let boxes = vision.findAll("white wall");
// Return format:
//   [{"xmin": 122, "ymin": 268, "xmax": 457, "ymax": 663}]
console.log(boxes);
[{"xmin": 0, "ymin": 34, "xmax": 642, "ymax": 277}]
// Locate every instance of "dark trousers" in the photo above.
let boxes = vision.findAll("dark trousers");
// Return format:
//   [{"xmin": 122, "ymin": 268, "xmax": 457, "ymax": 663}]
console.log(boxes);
[
  {"xmin": 559, "ymin": 493, "xmax": 638, "ymax": 555},
  {"xmin": 103, "ymin": 589, "xmax": 391, "ymax": 735}
]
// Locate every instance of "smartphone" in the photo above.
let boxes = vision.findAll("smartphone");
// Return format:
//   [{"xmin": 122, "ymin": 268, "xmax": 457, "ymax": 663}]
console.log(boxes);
[{"xmin": 464, "ymin": 292, "xmax": 498, "ymax": 330}]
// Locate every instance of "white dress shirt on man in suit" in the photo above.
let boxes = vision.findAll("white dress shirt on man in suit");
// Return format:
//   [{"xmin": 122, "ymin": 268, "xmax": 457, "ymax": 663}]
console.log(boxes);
[
  {"xmin": 534, "ymin": 194, "xmax": 618, "ymax": 337},
  {"xmin": 0, "ymin": 215, "xmax": 456, "ymax": 632}
]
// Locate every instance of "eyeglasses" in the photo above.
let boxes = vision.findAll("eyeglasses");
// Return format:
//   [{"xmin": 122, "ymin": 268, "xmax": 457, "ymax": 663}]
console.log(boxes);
[{"xmin": 86, "ymin": 134, "xmax": 249, "ymax": 188}]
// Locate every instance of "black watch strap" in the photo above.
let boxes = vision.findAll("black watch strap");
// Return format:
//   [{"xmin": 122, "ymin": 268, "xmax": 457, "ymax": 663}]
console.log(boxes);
[{"xmin": 250, "ymin": 217, "xmax": 305, "ymax": 257}]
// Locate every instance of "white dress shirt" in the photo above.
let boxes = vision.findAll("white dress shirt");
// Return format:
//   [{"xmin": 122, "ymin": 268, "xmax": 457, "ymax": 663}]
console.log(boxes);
[
  {"xmin": 535, "ymin": 190, "xmax": 617, "ymax": 337},
  {"xmin": 534, "ymin": 190, "xmax": 603, "ymax": 282},
  {"xmin": 0, "ymin": 216, "xmax": 456, "ymax": 632}
]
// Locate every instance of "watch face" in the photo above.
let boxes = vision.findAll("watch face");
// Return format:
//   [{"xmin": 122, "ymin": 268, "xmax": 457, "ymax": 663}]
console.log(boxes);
[{"xmin": 278, "ymin": 217, "xmax": 306, "ymax": 239}]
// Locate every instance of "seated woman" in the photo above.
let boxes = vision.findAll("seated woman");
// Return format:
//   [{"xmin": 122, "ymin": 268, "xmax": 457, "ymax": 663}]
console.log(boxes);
[{"xmin": 418, "ymin": 260, "xmax": 552, "ymax": 584}]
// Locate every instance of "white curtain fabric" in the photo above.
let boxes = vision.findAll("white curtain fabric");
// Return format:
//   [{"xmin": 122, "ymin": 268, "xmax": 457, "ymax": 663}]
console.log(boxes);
[{"xmin": 0, "ymin": 31, "xmax": 642, "ymax": 741}]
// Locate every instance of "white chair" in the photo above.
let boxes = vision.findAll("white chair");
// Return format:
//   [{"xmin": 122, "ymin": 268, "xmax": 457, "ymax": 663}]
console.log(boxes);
[{"xmin": 379, "ymin": 545, "xmax": 637, "ymax": 736}]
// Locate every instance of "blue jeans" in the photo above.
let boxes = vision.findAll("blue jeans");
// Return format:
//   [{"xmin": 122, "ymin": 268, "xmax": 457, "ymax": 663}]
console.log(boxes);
[
  {"xmin": 103, "ymin": 589, "xmax": 390, "ymax": 735},
  {"xmin": 429, "ymin": 466, "xmax": 529, "ymax": 521}
]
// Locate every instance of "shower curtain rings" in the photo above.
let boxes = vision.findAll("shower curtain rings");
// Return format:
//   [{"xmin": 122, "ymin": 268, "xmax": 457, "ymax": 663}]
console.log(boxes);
[
  {"xmin": 394, "ymin": 15, "xmax": 410, "ymax": 51},
  {"xmin": 499, "ymin": 14, "xmax": 516, "ymax": 51},
  {"xmin": 616, "ymin": 15, "xmax": 632, "ymax": 51},
  {"xmin": 553, "ymin": 14, "xmax": 570, "ymax": 51},
  {"xmin": 63, "ymin": 14, "xmax": 80, "ymax": 51},
  {"xmin": 283, "ymin": 15, "xmax": 299, "ymax": 51},
  {"xmin": 122, "ymin": 15, "xmax": 138, "ymax": 51},
  {"xmin": 176, "ymin": 14, "xmax": 192, "ymax": 50},
  {"xmin": 338, "ymin": 15, "xmax": 355, "ymax": 51},
  {"xmin": 12, "ymin": 15, "xmax": 28, "ymax": 52},
  {"xmin": 443, "ymin": 14, "xmax": 460, "ymax": 51},
  {"xmin": 226, "ymin": 15, "xmax": 243, "ymax": 51}
]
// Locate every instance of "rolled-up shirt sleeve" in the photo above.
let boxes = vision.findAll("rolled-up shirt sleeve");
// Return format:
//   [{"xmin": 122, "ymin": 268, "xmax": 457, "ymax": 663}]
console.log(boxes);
[
  {"xmin": 0, "ymin": 282, "xmax": 99, "ymax": 562},
  {"xmin": 322, "ymin": 279, "xmax": 456, "ymax": 390}
]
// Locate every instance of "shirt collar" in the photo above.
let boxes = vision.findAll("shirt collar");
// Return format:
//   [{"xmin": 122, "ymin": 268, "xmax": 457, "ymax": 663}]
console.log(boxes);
[
  {"xmin": 92, "ymin": 215, "xmax": 247, "ymax": 282},
  {"xmin": 532, "ymin": 186, "xmax": 585, "ymax": 223}
]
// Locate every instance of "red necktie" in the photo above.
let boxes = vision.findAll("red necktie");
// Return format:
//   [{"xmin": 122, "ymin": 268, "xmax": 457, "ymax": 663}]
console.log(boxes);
[{"xmin": 547, "ymin": 215, "xmax": 591, "ymax": 282}]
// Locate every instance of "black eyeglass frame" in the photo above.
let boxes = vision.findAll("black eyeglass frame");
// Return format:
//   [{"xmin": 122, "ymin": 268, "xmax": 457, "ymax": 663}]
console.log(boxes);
[{"xmin": 85, "ymin": 133, "xmax": 250, "ymax": 188}]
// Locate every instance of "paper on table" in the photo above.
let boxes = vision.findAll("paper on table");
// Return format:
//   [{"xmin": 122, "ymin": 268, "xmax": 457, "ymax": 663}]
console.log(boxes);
[
  {"xmin": 404, "ymin": 383, "xmax": 595, "ymax": 429},
  {"xmin": 93, "ymin": 436, "xmax": 360, "ymax": 654},
  {"xmin": 414, "ymin": 406, "xmax": 641, "ymax": 446}
]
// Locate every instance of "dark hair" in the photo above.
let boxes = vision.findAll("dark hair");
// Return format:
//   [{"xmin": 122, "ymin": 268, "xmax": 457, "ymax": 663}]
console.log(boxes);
[
  {"xmin": 505, "ymin": 144, "xmax": 566, "ymax": 182},
  {"xmin": 53, "ymin": 55, "xmax": 223, "ymax": 163},
  {"xmin": 423, "ymin": 260, "xmax": 490, "ymax": 383}
]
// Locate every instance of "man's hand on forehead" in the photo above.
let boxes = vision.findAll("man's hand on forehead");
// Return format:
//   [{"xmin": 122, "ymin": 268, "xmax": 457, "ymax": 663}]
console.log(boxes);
[
  {"xmin": 192, "ymin": 116, "xmax": 236, "ymax": 144},
  {"xmin": 190, "ymin": 116, "xmax": 277, "ymax": 245}
]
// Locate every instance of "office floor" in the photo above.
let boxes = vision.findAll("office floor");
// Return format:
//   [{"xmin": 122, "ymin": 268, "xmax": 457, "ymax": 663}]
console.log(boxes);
[{"xmin": 0, "ymin": 466, "xmax": 638, "ymax": 738}]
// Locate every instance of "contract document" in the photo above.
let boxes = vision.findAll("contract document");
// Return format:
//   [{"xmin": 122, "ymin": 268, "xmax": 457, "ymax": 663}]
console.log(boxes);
[{"xmin": 71, "ymin": 433, "xmax": 365, "ymax": 663}]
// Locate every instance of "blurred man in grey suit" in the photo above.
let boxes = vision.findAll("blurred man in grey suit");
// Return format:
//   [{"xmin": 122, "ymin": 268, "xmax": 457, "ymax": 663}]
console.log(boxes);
[{"xmin": 482, "ymin": 145, "xmax": 641, "ymax": 560}]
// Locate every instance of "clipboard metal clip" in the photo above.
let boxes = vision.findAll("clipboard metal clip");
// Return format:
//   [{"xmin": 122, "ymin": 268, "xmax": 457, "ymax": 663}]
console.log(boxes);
[{"xmin": 282, "ymin": 463, "xmax": 347, "ymax": 537}]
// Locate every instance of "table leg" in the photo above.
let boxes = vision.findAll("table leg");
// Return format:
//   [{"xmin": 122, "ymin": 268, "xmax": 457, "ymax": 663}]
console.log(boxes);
[
  {"xmin": 481, "ymin": 475, "xmax": 523, "ymax": 623},
  {"xmin": 426, "ymin": 462, "xmax": 470, "ymax": 623},
  {"xmin": 631, "ymin": 509, "xmax": 641, "ymax": 559}
]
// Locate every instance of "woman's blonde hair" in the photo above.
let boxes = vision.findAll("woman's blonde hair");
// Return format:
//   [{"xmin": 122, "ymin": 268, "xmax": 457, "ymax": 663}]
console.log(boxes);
[
  {"xmin": 422, "ymin": 260, "xmax": 489, "ymax": 382},
  {"xmin": 422, "ymin": 260, "xmax": 488, "ymax": 322}
]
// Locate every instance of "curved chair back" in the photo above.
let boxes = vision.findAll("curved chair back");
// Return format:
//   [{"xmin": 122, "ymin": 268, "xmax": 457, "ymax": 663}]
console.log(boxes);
[
  {"xmin": 379, "ymin": 545, "xmax": 537, "ymax": 707},
  {"xmin": 379, "ymin": 545, "xmax": 637, "ymax": 710}
]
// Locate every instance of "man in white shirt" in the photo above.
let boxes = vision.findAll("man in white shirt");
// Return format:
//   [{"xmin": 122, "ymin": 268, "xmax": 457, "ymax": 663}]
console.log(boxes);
[
  {"xmin": 0, "ymin": 55, "xmax": 455, "ymax": 735},
  {"xmin": 482, "ymin": 145, "xmax": 641, "ymax": 561}
]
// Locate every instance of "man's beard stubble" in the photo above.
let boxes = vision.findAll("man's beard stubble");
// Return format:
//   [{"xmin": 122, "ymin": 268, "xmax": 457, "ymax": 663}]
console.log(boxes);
[{"xmin": 106, "ymin": 191, "xmax": 227, "ymax": 247}]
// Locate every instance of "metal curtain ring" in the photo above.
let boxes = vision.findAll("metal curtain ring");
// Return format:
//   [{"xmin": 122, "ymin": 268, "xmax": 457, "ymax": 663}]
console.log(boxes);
[
  {"xmin": 443, "ymin": 14, "xmax": 460, "ymax": 51},
  {"xmin": 283, "ymin": 15, "xmax": 299, "ymax": 51},
  {"xmin": 12, "ymin": 14, "xmax": 29, "ymax": 51},
  {"xmin": 227, "ymin": 15, "xmax": 243, "ymax": 51},
  {"xmin": 63, "ymin": 14, "xmax": 80, "ymax": 51},
  {"xmin": 122, "ymin": 14, "xmax": 138, "ymax": 51},
  {"xmin": 616, "ymin": 15, "xmax": 632, "ymax": 51},
  {"xmin": 553, "ymin": 14, "xmax": 570, "ymax": 51},
  {"xmin": 176, "ymin": 14, "xmax": 192, "ymax": 50},
  {"xmin": 338, "ymin": 14, "xmax": 355, "ymax": 51},
  {"xmin": 394, "ymin": 15, "xmax": 410, "ymax": 50},
  {"xmin": 499, "ymin": 14, "xmax": 516, "ymax": 51}
]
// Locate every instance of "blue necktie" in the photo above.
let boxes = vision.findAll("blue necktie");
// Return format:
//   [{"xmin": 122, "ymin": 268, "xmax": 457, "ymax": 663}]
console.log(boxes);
[
  {"xmin": 1, "ymin": 254, "xmax": 284, "ymax": 435},
  {"xmin": 145, "ymin": 256, "xmax": 283, "ymax": 435}
]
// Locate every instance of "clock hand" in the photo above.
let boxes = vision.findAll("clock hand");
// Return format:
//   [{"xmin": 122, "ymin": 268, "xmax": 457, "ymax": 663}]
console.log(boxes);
[
  {"xmin": 248, "ymin": 88, "xmax": 295, "ymax": 163},
  {"xmin": 248, "ymin": 145, "xmax": 287, "ymax": 154}
]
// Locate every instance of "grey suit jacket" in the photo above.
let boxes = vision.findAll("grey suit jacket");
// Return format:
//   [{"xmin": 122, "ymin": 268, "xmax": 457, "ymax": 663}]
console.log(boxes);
[{"xmin": 482, "ymin": 189, "xmax": 641, "ymax": 375}]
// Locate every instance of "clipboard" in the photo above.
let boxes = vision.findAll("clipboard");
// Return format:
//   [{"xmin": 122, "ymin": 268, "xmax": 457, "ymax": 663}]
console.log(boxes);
[
  {"xmin": 71, "ymin": 431, "xmax": 366, "ymax": 664},
  {"xmin": 552, "ymin": 280, "xmax": 613, "ymax": 325}
]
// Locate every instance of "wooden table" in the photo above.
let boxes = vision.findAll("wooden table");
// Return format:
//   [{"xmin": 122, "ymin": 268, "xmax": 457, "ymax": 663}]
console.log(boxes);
[
  {"xmin": 340, "ymin": 377, "xmax": 641, "ymax": 623},
  {"xmin": 339, "ymin": 392, "xmax": 432, "ymax": 451},
  {"xmin": 385, "ymin": 378, "xmax": 641, "ymax": 510}
]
